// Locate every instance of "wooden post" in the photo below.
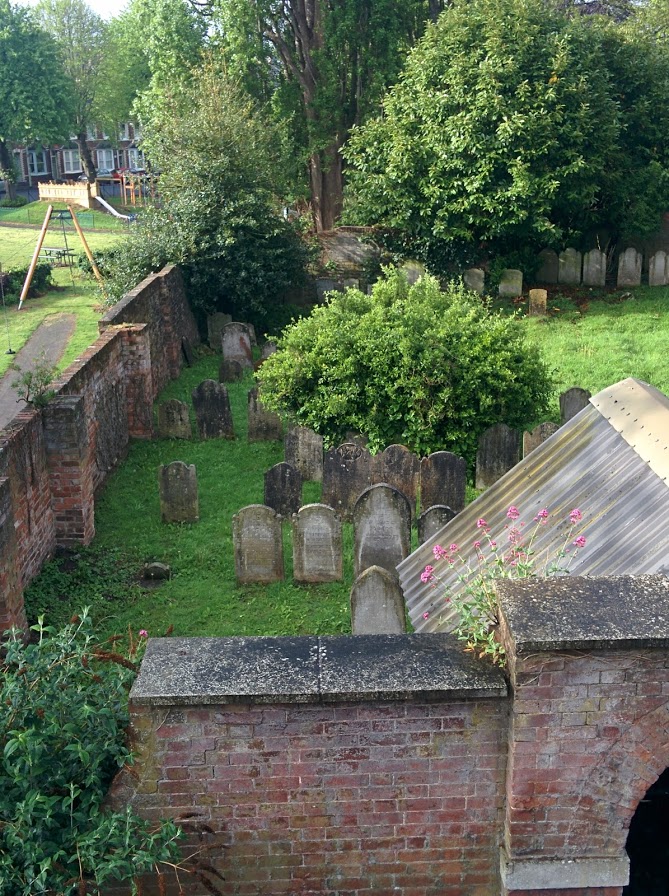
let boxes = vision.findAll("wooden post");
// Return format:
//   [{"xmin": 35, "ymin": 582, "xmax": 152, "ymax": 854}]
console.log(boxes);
[
  {"xmin": 18, "ymin": 205, "xmax": 53, "ymax": 310},
  {"xmin": 67, "ymin": 205, "xmax": 104, "ymax": 286}
]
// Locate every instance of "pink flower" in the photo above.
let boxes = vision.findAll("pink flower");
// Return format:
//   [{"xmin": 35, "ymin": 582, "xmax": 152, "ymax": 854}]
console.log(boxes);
[
  {"xmin": 476, "ymin": 518, "xmax": 488, "ymax": 529},
  {"xmin": 473, "ymin": 540, "xmax": 481, "ymax": 549},
  {"xmin": 490, "ymin": 541, "xmax": 497, "ymax": 548},
  {"xmin": 506, "ymin": 505, "xmax": 520, "ymax": 520},
  {"xmin": 139, "ymin": 629, "xmax": 148, "ymax": 638},
  {"xmin": 507, "ymin": 527, "xmax": 520, "ymax": 544},
  {"xmin": 421, "ymin": 565, "xmax": 434, "ymax": 583},
  {"xmin": 573, "ymin": 536, "xmax": 587, "ymax": 549},
  {"xmin": 570, "ymin": 508, "xmax": 582, "ymax": 524},
  {"xmin": 422, "ymin": 612, "xmax": 430, "ymax": 620},
  {"xmin": 534, "ymin": 508, "xmax": 549, "ymax": 521},
  {"xmin": 449, "ymin": 543, "xmax": 459, "ymax": 554},
  {"xmin": 433, "ymin": 544, "xmax": 448, "ymax": 560}
]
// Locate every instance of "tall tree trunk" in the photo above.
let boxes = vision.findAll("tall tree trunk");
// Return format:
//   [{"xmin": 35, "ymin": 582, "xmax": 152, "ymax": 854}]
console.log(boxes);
[
  {"xmin": 0, "ymin": 140, "xmax": 18, "ymax": 201},
  {"xmin": 309, "ymin": 143, "xmax": 343, "ymax": 232},
  {"xmin": 76, "ymin": 133, "xmax": 97, "ymax": 182}
]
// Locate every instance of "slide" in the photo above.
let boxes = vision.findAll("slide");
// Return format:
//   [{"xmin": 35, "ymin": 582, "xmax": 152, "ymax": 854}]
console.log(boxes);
[{"xmin": 94, "ymin": 195, "xmax": 133, "ymax": 221}]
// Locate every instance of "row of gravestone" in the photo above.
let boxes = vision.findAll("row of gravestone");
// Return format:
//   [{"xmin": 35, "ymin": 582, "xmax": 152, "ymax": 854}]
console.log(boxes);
[{"xmin": 157, "ymin": 384, "xmax": 282, "ymax": 442}]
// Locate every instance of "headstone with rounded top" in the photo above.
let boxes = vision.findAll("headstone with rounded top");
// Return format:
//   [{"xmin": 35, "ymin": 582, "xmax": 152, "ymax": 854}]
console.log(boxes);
[
  {"xmin": 559, "ymin": 387, "xmax": 591, "ymax": 425},
  {"xmin": 157, "ymin": 399, "xmax": 191, "ymax": 440},
  {"xmin": 219, "ymin": 359, "xmax": 244, "ymax": 383},
  {"xmin": 523, "ymin": 422, "xmax": 560, "ymax": 457},
  {"xmin": 353, "ymin": 483, "xmax": 411, "ymax": 578},
  {"xmin": 582, "ymin": 249, "xmax": 606, "ymax": 287},
  {"xmin": 233, "ymin": 504, "xmax": 284, "ymax": 584},
  {"xmin": 558, "ymin": 248, "xmax": 582, "ymax": 285},
  {"xmin": 419, "ymin": 451, "xmax": 466, "ymax": 514},
  {"xmin": 264, "ymin": 462, "xmax": 302, "ymax": 519},
  {"xmin": 158, "ymin": 462, "xmax": 198, "ymax": 523},
  {"xmin": 322, "ymin": 442, "xmax": 374, "ymax": 521},
  {"xmin": 617, "ymin": 248, "xmax": 642, "ymax": 287},
  {"xmin": 536, "ymin": 249, "xmax": 558, "ymax": 284},
  {"xmin": 350, "ymin": 566, "xmax": 406, "ymax": 635},
  {"xmin": 498, "ymin": 269, "xmax": 523, "ymax": 298},
  {"xmin": 248, "ymin": 388, "xmax": 282, "ymax": 442},
  {"xmin": 192, "ymin": 380, "xmax": 234, "ymax": 440},
  {"xmin": 417, "ymin": 505, "xmax": 457, "ymax": 545},
  {"xmin": 649, "ymin": 250, "xmax": 669, "ymax": 287},
  {"xmin": 221, "ymin": 322, "xmax": 253, "ymax": 369},
  {"xmin": 292, "ymin": 504, "xmax": 343, "ymax": 583},
  {"xmin": 463, "ymin": 268, "xmax": 485, "ymax": 294},
  {"xmin": 285, "ymin": 426, "xmax": 324, "ymax": 482},
  {"xmin": 475, "ymin": 424, "xmax": 521, "ymax": 490}
]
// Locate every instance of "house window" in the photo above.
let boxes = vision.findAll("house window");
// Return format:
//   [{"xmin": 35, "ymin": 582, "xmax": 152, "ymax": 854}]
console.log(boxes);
[
  {"xmin": 86, "ymin": 125, "xmax": 97, "ymax": 140},
  {"xmin": 63, "ymin": 149, "xmax": 82, "ymax": 174},
  {"xmin": 127, "ymin": 149, "xmax": 145, "ymax": 170},
  {"xmin": 119, "ymin": 122, "xmax": 131, "ymax": 141},
  {"xmin": 28, "ymin": 150, "xmax": 47, "ymax": 176},
  {"xmin": 96, "ymin": 148, "xmax": 114, "ymax": 173}
]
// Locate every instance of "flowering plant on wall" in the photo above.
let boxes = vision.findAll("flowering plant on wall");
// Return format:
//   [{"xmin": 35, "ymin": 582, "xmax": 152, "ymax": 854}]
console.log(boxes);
[{"xmin": 420, "ymin": 506, "xmax": 588, "ymax": 666}]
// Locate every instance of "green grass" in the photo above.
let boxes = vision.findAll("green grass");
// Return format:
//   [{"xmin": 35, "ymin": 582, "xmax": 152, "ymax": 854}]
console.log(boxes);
[{"xmin": 0, "ymin": 200, "xmax": 132, "ymax": 231}]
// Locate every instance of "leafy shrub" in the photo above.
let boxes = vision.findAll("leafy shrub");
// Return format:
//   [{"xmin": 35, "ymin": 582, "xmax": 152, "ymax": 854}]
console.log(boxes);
[
  {"xmin": 0, "ymin": 613, "xmax": 184, "ymax": 895},
  {"xmin": 0, "ymin": 263, "xmax": 52, "ymax": 305},
  {"xmin": 257, "ymin": 268, "xmax": 552, "ymax": 464},
  {"xmin": 0, "ymin": 195, "xmax": 28, "ymax": 208}
]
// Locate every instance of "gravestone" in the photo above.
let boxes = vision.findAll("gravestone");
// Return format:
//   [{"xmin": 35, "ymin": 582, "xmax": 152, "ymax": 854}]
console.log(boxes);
[
  {"xmin": 261, "ymin": 341, "xmax": 278, "ymax": 361},
  {"xmin": 582, "ymin": 249, "xmax": 606, "ymax": 287},
  {"xmin": 649, "ymin": 250, "xmax": 669, "ymax": 287},
  {"xmin": 371, "ymin": 444, "xmax": 420, "ymax": 517},
  {"xmin": 245, "ymin": 322, "xmax": 257, "ymax": 347},
  {"xmin": 285, "ymin": 426, "xmax": 323, "ymax": 482},
  {"xmin": 353, "ymin": 484, "xmax": 411, "ymax": 578},
  {"xmin": 233, "ymin": 504, "xmax": 284, "ymax": 584},
  {"xmin": 402, "ymin": 261, "xmax": 425, "ymax": 285},
  {"xmin": 157, "ymin": 399, "xmax": 191, "ymax": 440},
  {"xmin": 292, "ymin": 504, "xmax": 343, "ymax": 583},
  {"xmin": 463, "ymin": 268, "xmax": 485, "ymax": 294},
  {"xmin": 191, "ymin": 380, "xmax": 234, "ymax": 440},
  {"xmin": 350, "ymin": 566, "xmax": 406, "ymax": 635},
  {"xmin": 523, "ymin": 421, "xmax": 560, "ymax": 457},
  {"xmin": 181, "ymin": 337, "xmax": 195, "ymax": 367},
  {"xmin": 419, "ymin": 451, "xmax": 467, "ymax": 514},
  {"xmin": 559, "ymin": 387, "xmax": 591, "ymax": 425},
  {"xmin": 498, "ymin": 269, "xmax": 523, "ymax": 298},
  {"xmin": 558, "ymin": 248, "xmax": 582, "ymax": 285},
  {"xmin": 617, "ymin": 248, "xmax": 642, "ymax": 287},
  {"xmin": 264, "ymin": 462, "xmax": 302, "ymax": 519},
  {"xmin": 316, "ymin": 278, "xmax": 342, "ymax": 301},
  {"xmin": 528, "ymin": 289, "xmax": 547, "ymax": 317},
  {"xmin": 322, "ymin": 442, "xmax": 374, "ymax": 520},
  {"xmin": 221, "ymin": 322, "xmax": 253, "ymax": 369},
  {"xmin": 475, "ymin": 424, "xmax": 521, "ymax": 490},
  {"xmin": 158, "ymin": 462, "xmax": 198, "ymax": 523},
  {"xmin": 536, "ymin": 249, "xmax": 558, "ymax": 284},
  {"xmin": 417, "ymin": 505, "xmax": 457, "ymax": 545},
  {"xmin": 219, "ymin": 359, "xmax": 244, "ymax": 383},
  {"xmin": 207, "ymin": 312, "xmax": 232, "ymax": 350},
  {"xmin": 248, "ymin": 388, "xmax": 283, "ymax": 442}
]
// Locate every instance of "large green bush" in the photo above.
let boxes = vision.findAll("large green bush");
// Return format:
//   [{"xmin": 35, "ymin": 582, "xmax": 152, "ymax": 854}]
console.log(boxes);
[
  {"xmin": 0, "ymin": 614, "xmax": 183, "ymax": 896},
  {"xmin": 257, "ymin": 269, "xmax": 552, "ymax": 463}
]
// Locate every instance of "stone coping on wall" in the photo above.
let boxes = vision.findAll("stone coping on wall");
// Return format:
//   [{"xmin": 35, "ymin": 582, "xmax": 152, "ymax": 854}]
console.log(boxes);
[
  {"xmin": 130, "ymin": 633, "xmax": 507, "ymax": 706},
  {"xmin": 498, "ymin": 574, "xmax": 669, "ymax": 653}
]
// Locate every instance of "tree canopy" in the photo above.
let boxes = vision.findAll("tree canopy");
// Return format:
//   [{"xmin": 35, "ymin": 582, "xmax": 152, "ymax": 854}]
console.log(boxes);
[{"xmin": 343, "ymin": 0, "xmax": 669, "ymax": 273}]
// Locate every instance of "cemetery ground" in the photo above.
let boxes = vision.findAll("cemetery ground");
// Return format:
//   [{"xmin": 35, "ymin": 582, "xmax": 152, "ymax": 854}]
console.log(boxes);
[{"xmin": 20, "ymin": 280, "xmax": 669, "ymax": 643}]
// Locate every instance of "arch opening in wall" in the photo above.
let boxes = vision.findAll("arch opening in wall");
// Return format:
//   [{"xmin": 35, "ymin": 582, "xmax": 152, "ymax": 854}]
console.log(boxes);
[{"xmin": 624, "ymin": 766, "xmax": 669, "ymax": 894}]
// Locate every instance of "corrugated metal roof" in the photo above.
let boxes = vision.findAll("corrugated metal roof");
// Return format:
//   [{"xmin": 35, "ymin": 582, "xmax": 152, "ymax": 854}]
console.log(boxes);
[{"xmin": 398, "ymin": 378, "xmax": 669, "ymax": 634}]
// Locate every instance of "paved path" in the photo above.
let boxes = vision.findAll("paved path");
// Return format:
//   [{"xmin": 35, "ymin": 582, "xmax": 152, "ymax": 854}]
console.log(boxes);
[{"xmin": 0, "ymin": 313, "xmax": 76, "ymax": 430}]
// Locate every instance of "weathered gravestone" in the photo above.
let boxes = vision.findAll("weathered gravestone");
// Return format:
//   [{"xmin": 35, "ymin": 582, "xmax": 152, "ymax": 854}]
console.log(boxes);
[
  {"xmin": 523, "ymin": 422, "xmax": 560, "ymax": 457},
  {"xmin": 264, "ymin": 462, "xmax": 302, "ymax": 519},
  {"xmin": 475, "ymin": 424, "xmax": 521, "ymax": 490},
  {"xmin": 419, "ymin": 451, "xmax": 467, "ymax": 514},
  {"xmin": 353, "ymin": 484, "xmax": 411, "ymax": 579},
  {"xmin": 617, "ymin": 248, "xmax": 642, "ymax": 287},
  {"xmin": 536, "ymin": 249, "xmax": 558, "ymax": 284},
  {"xmin": 158, "ymin": 462, "xmax": 198, "ymax": 523},
  {"xmin": 463, "ymin": 268, "xmax": 485, "ymax": 294},
  {"xmin": 248, "ymin": 388, "xmax": 282, "ymax": 442},
  {"xmin": 285, "ymin": 426, "xmax": 323, "ymax": 482},
  {"xmin": 232, "ymin": 504, "xmax": 284, "ymax": 584},
  {"xmin": 181, "ymin": 337, "xmax": 195, "ymax": 367},
  {"xmin": 559, "ymin": 387, "xmax": 591, "ymax": 425},
  {"xmin": 157, "ymin": 399, "xmax": 191, "ymax": 440},
  {"xmin": 371, "ymin": 444, "xmax": 420, "ymax": 517},
  {"xmin": 417, "ymin": 505, "xmax": 457, "ymax": 545},
  {"xmin": 245, "ymin": 322, "xmax": 257, "ymax": 347},
  {"xmin": 221, "ymin": 322, "xmax": 253, "ymax": 369},
  {"xmin": 528, "ymin": 288, "xmax": 547, "ymax": 317},
  {"xmin": 260, "ymin": 341, "xmax": 278, "ymax": 361},
  {"xmin": 192, "ymin": 380, "xmax": 234, "ymax": 440},
  {"xmin": 207, "ymin": 312, "xmax": 232, "ymax": 351},
  {"xmin": 322, "ymin": 442, "xmax": 374, "ymax": 520},
  {"xmin": 582, "ymin": 249, "xmax": 606, "ymax": 287},
  {"xmin": 219, "ymin": 359, "xmax": 244, "ymax": 383},
  {"xmin": 350, "ymin": 566, "xmax": 406, "ymax": 635},
  {"xmin": 498, "ymin": 269, "xmax": 523, "ymax": 298},
  {"xmin": 649, "ymin": 251, "xmax": 669, "ymax": 287},
  {"xmin": 292, "ymin": 504, "xmax": 343, "ymax": 583},
  {"xmin": 558, "ymin": 248, "xmax": 582, "ymax": 286}
]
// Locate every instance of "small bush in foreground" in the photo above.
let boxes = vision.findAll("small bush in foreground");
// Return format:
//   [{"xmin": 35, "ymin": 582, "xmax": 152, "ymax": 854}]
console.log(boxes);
[{"xmin": 258, "ymin": 268, "xmax": 552, "ymax": 464}]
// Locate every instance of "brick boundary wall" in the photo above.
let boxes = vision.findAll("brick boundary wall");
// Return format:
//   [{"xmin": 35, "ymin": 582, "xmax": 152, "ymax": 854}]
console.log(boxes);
[{"xmin": 0, "ymin": 264, "xmax": 199, "ymax": 632}]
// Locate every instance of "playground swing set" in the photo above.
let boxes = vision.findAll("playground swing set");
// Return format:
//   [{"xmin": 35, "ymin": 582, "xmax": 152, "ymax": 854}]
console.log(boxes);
[{"xmin": 18, "ymin": 204, "xmax": 104, "ymax": 311}]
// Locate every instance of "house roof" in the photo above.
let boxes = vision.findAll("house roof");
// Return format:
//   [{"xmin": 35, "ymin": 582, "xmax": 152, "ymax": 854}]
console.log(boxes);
[{"xmin": 397, "ymin": 378, "xmax": 669, "ymax": 634}]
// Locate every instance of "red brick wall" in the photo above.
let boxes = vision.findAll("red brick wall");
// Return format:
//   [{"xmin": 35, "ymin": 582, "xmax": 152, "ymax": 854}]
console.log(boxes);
[{"xmin": 115, "ymin": 698, "xmax": 508, "ymax": 896}]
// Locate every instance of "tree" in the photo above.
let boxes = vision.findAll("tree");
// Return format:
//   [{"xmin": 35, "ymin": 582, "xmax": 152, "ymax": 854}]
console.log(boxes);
[
  {"xmin": 103, "ymin": 60, "xmax": 310, "ymax": 332},
  {"xmin": 0, "ymin": 0, "xmax": 72, "ymax": 198},
  {"xmin": 35, "ymin": 0, "xmax": 107, "ymax": 182},
  {"xmin": 205, "ymin": 0, "xmax": 431, "ymax": 231},
  {"xmin": 257, "ymin": 269, "xmax": 552, "ymax": 464},
  {"xmin": 342, "ymin": 0, "xmax": 669, "ymax": 273}
]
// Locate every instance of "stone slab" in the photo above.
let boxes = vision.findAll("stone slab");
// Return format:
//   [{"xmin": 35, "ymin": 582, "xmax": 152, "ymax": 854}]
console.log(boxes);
[
  {"xmin": 500, "ymin": 850, "xmax": 629, "ymax": 890},
  {"xmin": 130, "ymin": 634, "xmax": 507, "ymax": 705},
  {"xmin": 498, "ymin": 575, "xmax": 669, "ymax": 653}
]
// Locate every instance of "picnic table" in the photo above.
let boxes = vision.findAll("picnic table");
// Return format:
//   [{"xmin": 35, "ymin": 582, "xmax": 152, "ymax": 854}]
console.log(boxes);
[{"xmin": 39, "ymin": 246, "xmax": 76, "ymax": 266}]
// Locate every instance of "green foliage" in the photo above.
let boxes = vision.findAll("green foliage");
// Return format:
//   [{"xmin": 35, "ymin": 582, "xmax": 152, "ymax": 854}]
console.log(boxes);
[
  {"xmin": 10, "ymin": 352, "xmax": 57, "ymax": 408},
  {"xmin": 0, "ymin": 196, "xmax": 27, "ymax": 208},
  {"xmin": 0, "ymin": 612, "xmax": 183, "ymax": 895},
  {"xmin": 258, "ymin": 268, "xmax": 552, "ymax": 463},
  {"xmin": 0, "ymin": 263, "xmax": 52, "ymax": 306},
  {"xmin": 343, "ymin": 0, "xmax": 669, "ymax": 272},
  {"xmin": 103, "ymin": 61, "xmax": 310, "ymax": 332}
]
